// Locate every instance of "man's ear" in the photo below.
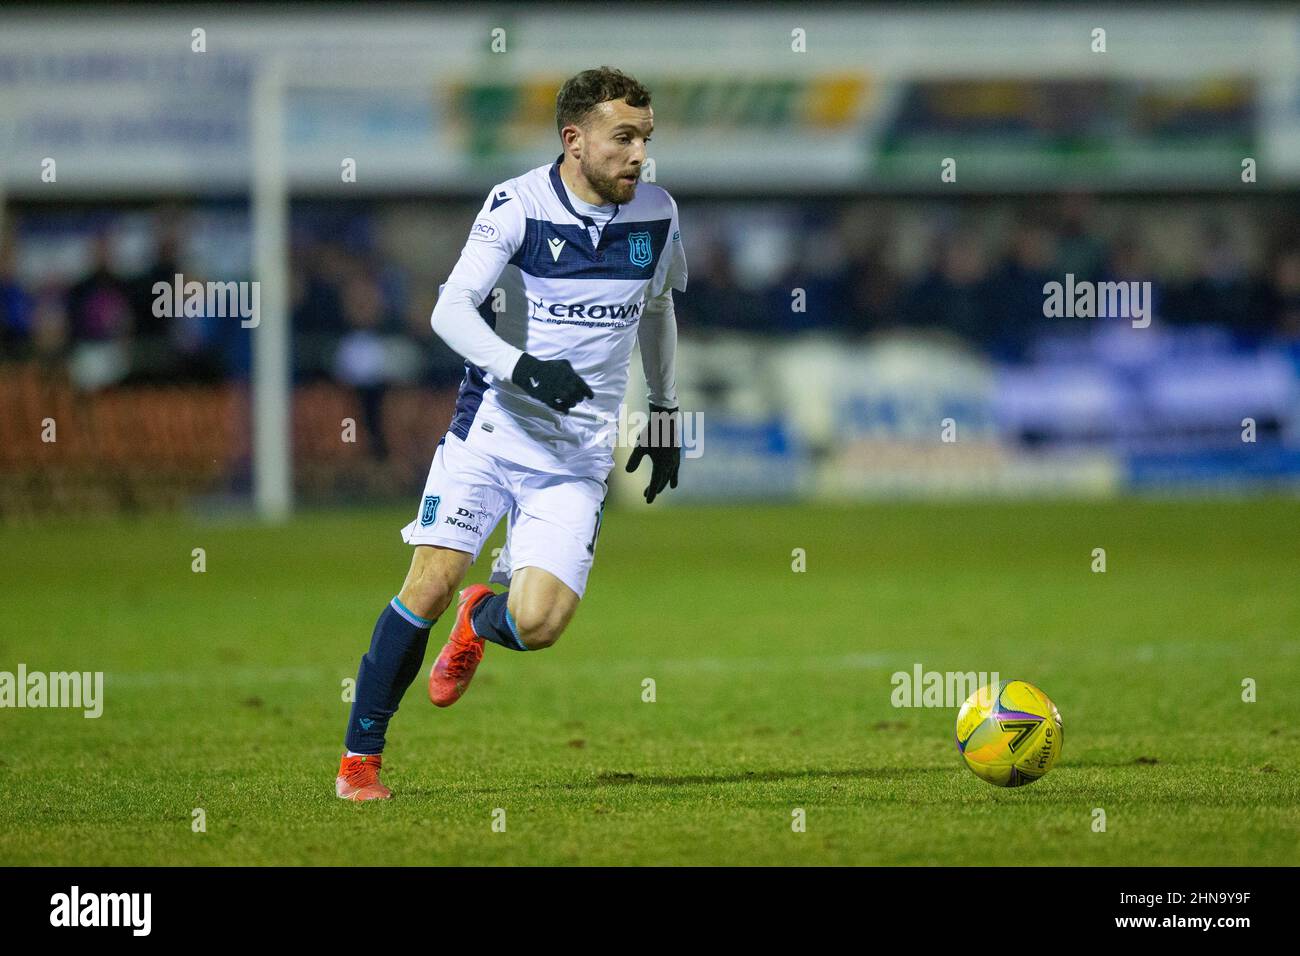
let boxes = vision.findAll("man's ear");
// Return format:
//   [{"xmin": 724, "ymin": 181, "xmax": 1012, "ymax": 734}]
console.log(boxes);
[{"xmin": 561, "ymin": 124, "xmax": 583, "ymax": 159}]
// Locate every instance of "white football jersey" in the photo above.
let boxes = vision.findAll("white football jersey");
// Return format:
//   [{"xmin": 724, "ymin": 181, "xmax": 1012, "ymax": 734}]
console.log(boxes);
[{"xmin": 438, "ymin": 155, "xmax": 687, "ymax": 478}]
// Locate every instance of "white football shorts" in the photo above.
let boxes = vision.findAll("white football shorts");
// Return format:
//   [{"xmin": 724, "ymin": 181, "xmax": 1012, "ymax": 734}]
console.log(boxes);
[{"xmin": 400, "ymin": 434, "xmax": 609, "ymax": 598}]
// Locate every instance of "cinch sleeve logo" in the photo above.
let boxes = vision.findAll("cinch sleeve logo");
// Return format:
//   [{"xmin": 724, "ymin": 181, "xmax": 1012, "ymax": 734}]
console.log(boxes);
[{"xmin": 468, "ymin": 218, "xmax": 499, "ymax": 243}]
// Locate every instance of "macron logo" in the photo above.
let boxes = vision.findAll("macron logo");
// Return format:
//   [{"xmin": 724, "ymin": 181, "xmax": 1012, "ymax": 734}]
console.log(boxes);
[
  {"xmin": 490, "ymin": 191, "xmax": 512, "ymax": 211},
  {"xmin": 548, "ymin": 238, "xmax": 566, "ymax": 262},
  {"xmin": 50, "ymin": 886, "xmax": 151, "ymax": 936}
]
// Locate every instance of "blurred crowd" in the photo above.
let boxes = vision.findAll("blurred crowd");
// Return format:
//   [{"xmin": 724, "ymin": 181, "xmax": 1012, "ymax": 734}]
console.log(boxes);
[
  {"xmin": 0, "ymin": 229, "xmax": 246, "ymax": 390},
  {"xmin": 685, "ymin": 197, "xmax": 1300, "ymax": 360},
  {"xmin": 3, "ymin": 195, "xmax": 1298, "ymax": 395}
]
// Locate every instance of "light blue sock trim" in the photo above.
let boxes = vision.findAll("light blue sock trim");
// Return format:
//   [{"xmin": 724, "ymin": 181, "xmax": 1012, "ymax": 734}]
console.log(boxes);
[
  {"xmin": 390, "ymin": 596, "xmax": 434, "ymax": 629},
  {"xmin": 505, "ymin": 608, "xmax": 531, "ymax": 651}
]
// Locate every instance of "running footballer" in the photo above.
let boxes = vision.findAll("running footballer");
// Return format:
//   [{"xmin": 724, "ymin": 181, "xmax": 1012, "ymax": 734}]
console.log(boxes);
[{"xmin": 335, "ymin": 66, "xmax": 688, "ymax": 799}]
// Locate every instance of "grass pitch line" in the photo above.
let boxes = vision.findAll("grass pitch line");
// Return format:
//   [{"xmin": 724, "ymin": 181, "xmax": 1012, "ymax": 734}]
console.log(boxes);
[{"xmin": 99, "ymin": 652, "xmax": 903, "ymax": 689}]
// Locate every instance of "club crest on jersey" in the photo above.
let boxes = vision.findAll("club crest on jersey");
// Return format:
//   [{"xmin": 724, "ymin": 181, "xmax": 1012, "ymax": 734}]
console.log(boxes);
[
  {"xmin": 420, "ymin": 495, "xmax": 440, "ymax": 527},
  {"xmin": 628, "ymin": 231, "xmax": 652, "ymax": 268}
]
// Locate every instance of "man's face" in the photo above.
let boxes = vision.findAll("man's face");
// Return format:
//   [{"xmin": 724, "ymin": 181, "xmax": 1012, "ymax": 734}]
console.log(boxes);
[{"xmin": 574, "ymin": 98, "xmax": 654, "ymax": 204}]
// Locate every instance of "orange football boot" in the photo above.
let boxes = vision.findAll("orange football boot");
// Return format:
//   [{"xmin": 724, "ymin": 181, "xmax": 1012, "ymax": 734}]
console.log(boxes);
[
  {"xmin": 428, "ymin": 584, "xmax": 495, "ymax": 707},
  {"xmin": 335, "ymin": 753, "xmax": 392, "ymax": 801}
]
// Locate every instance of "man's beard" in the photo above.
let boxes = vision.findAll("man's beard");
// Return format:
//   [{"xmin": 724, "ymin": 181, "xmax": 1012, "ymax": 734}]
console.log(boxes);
[{"xmin": 581, "ymin": 156, "xmax": 637, "ymax": 205}]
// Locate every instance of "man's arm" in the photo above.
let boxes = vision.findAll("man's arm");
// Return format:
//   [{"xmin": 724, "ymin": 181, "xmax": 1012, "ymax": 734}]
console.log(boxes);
[
  {"xmin": 639, "ymin": 191, "xmax": 688, "ymax": 406},
  {"xmin": 625, "ymin": 194, "xmax": 690, "ymax": 502},
  {"xmin": 429, "ymin": 192, "xmax": 525, "ymax": 379},
  {"xmin": 637, "ymin": 286, "xmax": 678, "ymax": 408},
  {"xmin": 430, "ymin": 283, "xmax": 522, "ymax": 381},
  {"xmin": 626, "ymin": 286, "xmax": 681, "ymax": 503},
  {"xmin": 431, "ymin": 187, "xmax": 592, "ymax": 412}
]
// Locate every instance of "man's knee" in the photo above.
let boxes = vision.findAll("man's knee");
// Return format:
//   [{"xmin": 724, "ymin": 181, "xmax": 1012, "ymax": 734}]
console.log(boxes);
[
  {"xmin": 507, "ymin": 595, "xmax": 576, "ymax": 650},
  {"xmin": 397, "ymin": 547, "xmax": 469, "ymax": 621},
  {"xmin": 399, "ymin": 579, "xmax": 454, "ymax": 622}
]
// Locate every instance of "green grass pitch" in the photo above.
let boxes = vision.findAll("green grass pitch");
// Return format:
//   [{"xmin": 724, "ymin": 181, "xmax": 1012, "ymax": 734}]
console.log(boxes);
[{"xmin": 1, "ymin": 499, "xmax": 1297, "ymax": 865}]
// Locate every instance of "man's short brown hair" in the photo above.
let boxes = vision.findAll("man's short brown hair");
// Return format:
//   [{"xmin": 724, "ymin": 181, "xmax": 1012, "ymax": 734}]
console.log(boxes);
[{"xmin": 555, "ymin": 66, "xmax": 652, "ymax": 139}]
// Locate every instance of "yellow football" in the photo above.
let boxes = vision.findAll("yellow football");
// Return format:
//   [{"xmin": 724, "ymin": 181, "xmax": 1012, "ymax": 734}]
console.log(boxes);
[{"xmin": 955, "ymin": 680, "xmax": 1063, "ymax": 787}]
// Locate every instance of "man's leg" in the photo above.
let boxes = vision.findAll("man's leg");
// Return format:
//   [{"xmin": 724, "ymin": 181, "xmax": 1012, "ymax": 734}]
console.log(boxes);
[
  {"xmin": 471, "ymin": 565, "xmax": 581, "ymax": 650},
  {"xmin": 336, "ymin": 546, "xmax": 471, "ymax": 800},
  {"xmin": 468, "ymin": 471, "xmax": 604, "ymax": 654},
  {"xmin": 347, "ymin": 544, "xmax": 472, "ymax": 753}
]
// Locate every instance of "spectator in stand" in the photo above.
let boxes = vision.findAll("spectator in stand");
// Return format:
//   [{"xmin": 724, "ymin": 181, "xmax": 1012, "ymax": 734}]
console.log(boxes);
[
  {"xmin": 132, "ymin": 230, "xmax": 183, "ymax": 340},
  {"xmin": 293, "ymin": 240, "xmax": 350, "ymax": 337},
  {"xmin": 1263, "ymin": 245, "xmax": 1300, "ymax": 342},
  {"xmin": 1054, "ymin": 194, "xmax": 1106, "ymax": 281},
  {"xmin": 122, "ymin": 230, "xmax": 224, "ymax": 384},
  {"xmin": 1098, "ymin": 233, "xmax": 1162, "ymax": 325},
  {"xmin": 65, "ymin": 232, "xmax": 134, "ymax": 390},
  {"xmin": 767, "ymin": 233, "xmax": 852, "ymax": 335},
  {"xmin": 986, "ymin": 216, "xmax": 1060, "ymax": 361},
  {"xmin": 843, "ymin": 232, "xmax": 901, "ymax": 339},
  {"xmin": 333, "ymin": 271, "xmax": 394, "ymax": 461},
  {"xmin": 67, "ymin": 233, "xmax": 133, "ymax": 344},
  {"xmin": 678, "ymin": 240, "xmax": 755, "ymax": 334},
  {"xmin": 1179, "ymin": 224, "xmax": 1264, "ymax": 339},
  {"xmin": 0, "ymin": 237, "xmax": 34, "ymax": 357},
  {"xmin": 901, "ymin": 228, "xmax": 996, "ymax": 350},
  {"xmin": 29, "ymin": 279, "xmax": 70, "ymax": 363}
]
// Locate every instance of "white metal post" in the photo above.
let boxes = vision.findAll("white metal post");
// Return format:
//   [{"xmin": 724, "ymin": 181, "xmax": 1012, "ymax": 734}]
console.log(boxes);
[{"xmin": 250, "ymin": 59, "xmax": 292, "ymax": 521}]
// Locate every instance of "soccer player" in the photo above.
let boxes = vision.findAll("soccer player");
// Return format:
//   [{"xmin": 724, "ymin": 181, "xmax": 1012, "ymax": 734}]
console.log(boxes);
[{"xmin": 336, "ymin": 66, "xmax": 688, "ymax": 799}]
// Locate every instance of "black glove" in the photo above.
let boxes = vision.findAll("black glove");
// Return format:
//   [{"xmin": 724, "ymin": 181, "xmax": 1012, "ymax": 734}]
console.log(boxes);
[
  {"xmin": 625, "ymin": 403, "xmax": 681, "ymax": 504},
  {"xmin": 512, "ymin": 352, "xmax": 594, "ymax": 414}
]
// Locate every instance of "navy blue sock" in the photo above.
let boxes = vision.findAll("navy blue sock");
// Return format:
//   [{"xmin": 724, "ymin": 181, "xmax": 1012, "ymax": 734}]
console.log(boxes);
[
  {"xmin": 471, "ymin": 591, "xmax": 531, "ymax": 651},
  {"xmin": 344, "ymin": 597, "xmax": 436, "ymax": 754}
]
